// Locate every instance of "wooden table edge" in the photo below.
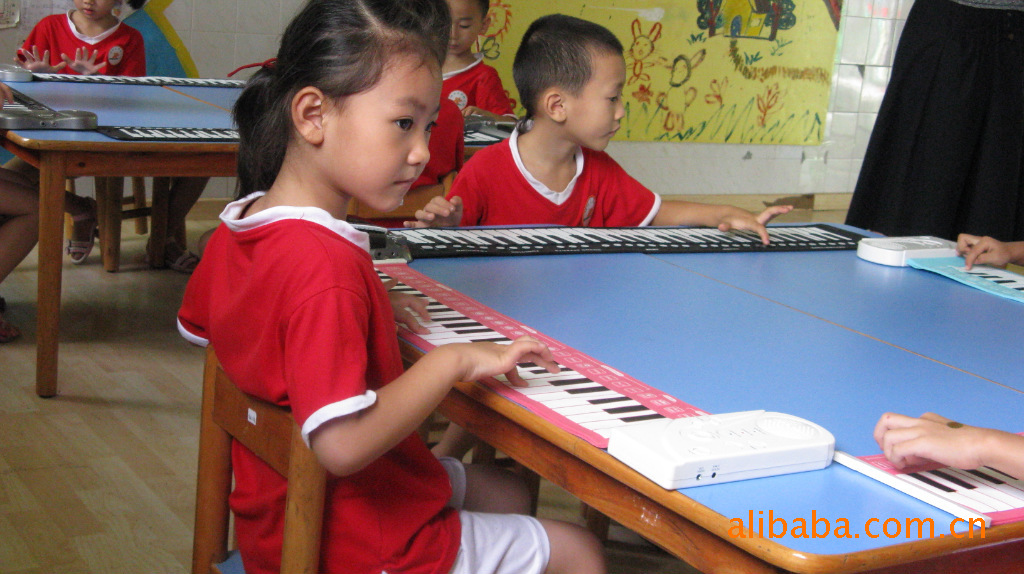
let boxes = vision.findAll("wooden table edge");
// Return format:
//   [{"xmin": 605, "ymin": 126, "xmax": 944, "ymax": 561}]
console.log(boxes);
[{"xmin": 400, "ymin": 342, "xmax": 1024, "ymax": 573}]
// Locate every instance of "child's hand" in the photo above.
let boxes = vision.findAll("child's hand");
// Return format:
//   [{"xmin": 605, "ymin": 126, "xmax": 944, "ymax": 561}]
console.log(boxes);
[
  {"xmin": 383, "ymin": 279, "xmax": 429, "ymax": 334},
  {"xmin": 405, "ymin": 195, "xmax": 463, "ymax": 228},
  {"xmin": 462, "ymin": 106, "xmax": 507, "ymax": 121},
  {"xmin": 717, "ymin": 204, "xmax": 793, "ymax": 245},
  {"xmin": 17, "ymin": 46, "xmax": 66, "ymax": 73},
  {"xmin": 957, "ymin": 234, "xmax": 1013, "ymax": 270},
  {"xmin": 874, "ymin": 412, "xmax": 987, "ymax": 470},
  {"xmin": 61, "ymin": 48, "xmax": 106, "ymax": 76},
  {"xmin": 452, "ymin": 336, "xmax": 559, "ymax": 387}
]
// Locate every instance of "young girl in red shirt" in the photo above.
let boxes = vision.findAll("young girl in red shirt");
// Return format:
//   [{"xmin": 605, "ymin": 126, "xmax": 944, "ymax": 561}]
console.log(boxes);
[{"xmin": 178, "ymin": 1, "xmax": 605, "ymax": 573}]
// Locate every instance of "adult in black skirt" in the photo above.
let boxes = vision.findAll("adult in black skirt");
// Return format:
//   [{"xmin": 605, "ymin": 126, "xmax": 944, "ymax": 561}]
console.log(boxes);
[{"xmin": 845, "ymin": 0, "xmax": 1024, "ymax": 241}]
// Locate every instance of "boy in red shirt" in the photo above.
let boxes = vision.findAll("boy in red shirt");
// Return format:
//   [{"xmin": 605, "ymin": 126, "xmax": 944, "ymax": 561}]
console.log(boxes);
[
  {"xmin": 411, "ymin": 14, "xmax": 790, "ymax": 245},
  {"xmin": 443, "ymin": 0, "xmax": 514, "ymax": 120}
]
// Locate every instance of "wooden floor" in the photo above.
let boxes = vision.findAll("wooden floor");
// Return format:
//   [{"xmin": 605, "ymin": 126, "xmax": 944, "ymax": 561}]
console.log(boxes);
[{"xmin": 0, "ymin": 208, "xmax": 846, "ymax": 574}]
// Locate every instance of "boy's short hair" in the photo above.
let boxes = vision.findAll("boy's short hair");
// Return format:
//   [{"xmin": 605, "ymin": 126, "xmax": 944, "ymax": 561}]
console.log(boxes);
[
  {"xmin": 512, "ymin": 14, "xmax": 623, "ymax": 120},
  {"xmin": 474, "ymin": 0, "xmax": 489, "ymax": 16}
]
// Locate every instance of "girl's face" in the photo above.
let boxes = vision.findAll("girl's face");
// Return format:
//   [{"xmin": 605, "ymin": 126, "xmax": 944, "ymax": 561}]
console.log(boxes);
[
  {"xmin": 74, "ymin": 0, "xmax": 120, "ymax": 20},
  {"xmin": 319, "ymin": 53, "xmax": 441, "ymax": 213}
]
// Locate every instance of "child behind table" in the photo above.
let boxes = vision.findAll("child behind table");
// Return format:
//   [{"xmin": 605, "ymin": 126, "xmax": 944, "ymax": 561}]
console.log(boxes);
[
  {"xmin": 443, "ymin": 0, "xmax": 515, "ymax": 120},
  {"xmin": 18, "ymin": 0, "xmax": 147, "ymax": 76},
  {"xmin": 177, "ymin": 1, "xmax": 604, "ymax": 573},
  {"xmin": 412, "ymin": 14, "xmax": 791, "ymax": 244}
]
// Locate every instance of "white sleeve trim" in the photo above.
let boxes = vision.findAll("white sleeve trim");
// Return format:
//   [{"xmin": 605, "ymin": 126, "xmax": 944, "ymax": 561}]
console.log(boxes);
[
  {"xmin": 639, "ymin": 193, "xmax": 663, "ymax": 227},
  {"xmin": 177, "ymin": 317, "xmax": 209, "ymax": 347},
  {"xmin": 300, "ymin": 390, "xmax": 378, "ymax": 446}
]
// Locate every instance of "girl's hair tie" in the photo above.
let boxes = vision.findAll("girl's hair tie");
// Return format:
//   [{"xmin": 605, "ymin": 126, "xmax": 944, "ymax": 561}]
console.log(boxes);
[{"xmin": 227, "ymin": 58, "xmax": 277, "ymax": 78}]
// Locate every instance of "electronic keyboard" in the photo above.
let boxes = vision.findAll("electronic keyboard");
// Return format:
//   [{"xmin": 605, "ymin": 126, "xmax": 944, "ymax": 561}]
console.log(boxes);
[
  {"xmin": 464, "ymin": 116, "xmax": 513, "ymax": 146},
  {"xmin": 835, "ymin": 451, "xmax": 1024, "ymax": 527},
  {"xmin": 388, "ymin": 224, "xmax": 866, "ymax": 259},
  {"xmin": 96, "ymin": 126, "xmax": 238, "ymax": 142},
  {"xmin": 31, "ymin": 73, "xmax": 244, "ymax": 88},
  {"xmin": 377, "ymin": 262, "xmax": 704, "ymax": 448},
  {"xmin": 0, "ymin": 87, "xmax": 97, "ymax": 130}
]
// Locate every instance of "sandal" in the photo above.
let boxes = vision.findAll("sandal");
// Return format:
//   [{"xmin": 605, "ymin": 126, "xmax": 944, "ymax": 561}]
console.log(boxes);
[
  {"xmin": 0, "ymin": 312, "xmax": 20, "ymax": 343},
  {"xmin": 166, "ymin": 250, "xmax": 200, "ymax": 274},
  {"xmin": 65, "ymin": 197, "xmax": 97, "ymax": 264}
]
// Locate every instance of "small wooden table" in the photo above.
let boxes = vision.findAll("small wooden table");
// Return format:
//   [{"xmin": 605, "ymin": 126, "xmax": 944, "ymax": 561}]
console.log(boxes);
[
  {"xmin": 399, "ymin": 246, "xmax": 1024, "ymax": 573},
  {"xmin": 2, "ymin": 80, "xmax": 240, "ymax": 397}
]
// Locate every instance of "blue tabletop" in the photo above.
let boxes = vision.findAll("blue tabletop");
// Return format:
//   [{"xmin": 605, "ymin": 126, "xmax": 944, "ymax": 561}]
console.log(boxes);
[
  {"xmin": 409, "ymin": 246, "xmax": 1024, "ymax": 555},
  {"xmin": 4, "ymin": 79, "xmax": 239, "ymax": 143}
]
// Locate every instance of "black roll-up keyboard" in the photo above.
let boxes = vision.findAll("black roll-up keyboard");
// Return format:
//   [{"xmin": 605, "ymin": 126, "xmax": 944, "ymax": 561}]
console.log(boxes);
[{"xmin": 389, "ymin": 224, "xmax": 867, "ymax": 259}]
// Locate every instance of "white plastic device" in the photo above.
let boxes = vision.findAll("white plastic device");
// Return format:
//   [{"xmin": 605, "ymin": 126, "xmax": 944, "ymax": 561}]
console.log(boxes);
[
  {"xmin": 606, "ymin": 410, "xmax": 835, "ymax": 489},
  {"xmin": 856, "ymin": 236, "xmax": 958, "ymax": 267}
]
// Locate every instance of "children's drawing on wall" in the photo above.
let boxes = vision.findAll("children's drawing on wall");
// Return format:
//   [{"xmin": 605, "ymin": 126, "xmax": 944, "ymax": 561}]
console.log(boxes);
[{"xmin": 481, "ymin": 0, "xmax": 840, "ymax": 144}]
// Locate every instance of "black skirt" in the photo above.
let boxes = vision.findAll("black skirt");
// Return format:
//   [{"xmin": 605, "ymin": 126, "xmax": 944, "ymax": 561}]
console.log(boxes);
[{"xmin": 845, "ymin": 0, "xmax": 1024, "ymax": 241}]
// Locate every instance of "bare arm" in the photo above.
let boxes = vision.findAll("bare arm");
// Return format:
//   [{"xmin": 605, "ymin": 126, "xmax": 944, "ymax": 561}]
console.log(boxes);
[
  {"xmin": 309, "ymin": 338, "xmax": 557, "ymax": 476},
  {"xmin": 652, "ymin": 200, "xmax": 793, "ymax": 244}
]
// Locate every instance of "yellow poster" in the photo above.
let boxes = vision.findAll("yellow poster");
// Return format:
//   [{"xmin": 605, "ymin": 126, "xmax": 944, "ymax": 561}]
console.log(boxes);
[{"xmin": 482, "ymin": 0, "xmax": 841, "ymax": 144}]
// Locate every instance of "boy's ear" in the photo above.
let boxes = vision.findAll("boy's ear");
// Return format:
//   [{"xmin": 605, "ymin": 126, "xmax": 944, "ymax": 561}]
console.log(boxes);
[
  {"xmin": 291, "ymin": 86, "xmax": 326, "ymax": 145},
  {"xmin": 541, "ymin": 88, "xmax": 567, "ymax": 123}
]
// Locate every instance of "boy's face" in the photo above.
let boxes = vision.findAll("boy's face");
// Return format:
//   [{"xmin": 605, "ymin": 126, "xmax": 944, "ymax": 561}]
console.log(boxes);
[
  {"xmin": 446, "ymin": 0, "xmax": 490, "ymax": 60},
  {"xmin": 562, "ymin": 50, "xmax": 626, "ymax": 151}
]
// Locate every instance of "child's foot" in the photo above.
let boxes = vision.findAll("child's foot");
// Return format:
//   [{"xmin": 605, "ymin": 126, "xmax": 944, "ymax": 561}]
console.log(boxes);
[
  {"xmin": 0, "ymin": 312, "xmax": 20, "ymax": 343},
  {"xmin": 157, "ymin": 240, "xmax": 200, "ymax": 274},
  {"xmin": 65, "ymin": 197, "xmax": 97, "ymax": 264}
]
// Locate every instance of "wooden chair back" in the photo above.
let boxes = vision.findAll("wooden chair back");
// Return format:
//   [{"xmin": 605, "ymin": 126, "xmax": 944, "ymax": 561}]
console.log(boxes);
[{"xmin": 192, "ymin": 347, "xmax": 328, "ymax": 574}]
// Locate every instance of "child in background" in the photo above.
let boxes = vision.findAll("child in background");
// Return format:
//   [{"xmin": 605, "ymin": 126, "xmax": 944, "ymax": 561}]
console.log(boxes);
[
  {"xmin": 413, "ymin": 98, "xmax": 465, "ymax": 190},
  {"xmin": 957, "ymin": 234, "xmax": 1024, "ymax": 270},
  {"xmin": 874, "ymin": 412, "xmax": 1024, "ymax": 480},
  {"xmin": 411, "ymin": 14, "xmax": 790, "ymax": 244},
  {"xmin": 177, "ymin": 2, "xmax": 604, "ymax": 574},
  {"xmin": 13, "ymin": 0, "xmax": 207, "ymax": 271},
  {"xmin": 17, "ymin": 0, "xmax": 147, "ymax": 76},
  {"xmin": 443, "ymin": 0, "xmax": 515, "ymax": 120}
]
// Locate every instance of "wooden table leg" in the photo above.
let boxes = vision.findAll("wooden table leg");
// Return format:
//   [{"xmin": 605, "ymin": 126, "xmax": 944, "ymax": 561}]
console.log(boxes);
[
  {"xmin": 35, "ymin": 153, "xmax": 68, "ymax": 397},
  {"xmin": 96, "ymin": 176, "xmax": 125, "ymax": 273},
  {"xmin": 147, "ymin": 177, "xmax": 171, "ymax": 269}
]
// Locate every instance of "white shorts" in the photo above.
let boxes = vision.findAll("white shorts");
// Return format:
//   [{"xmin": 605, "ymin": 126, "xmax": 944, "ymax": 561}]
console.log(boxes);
[{"xmin": 439, "ymin": 457, "xmax": 551, "ymax": 574}]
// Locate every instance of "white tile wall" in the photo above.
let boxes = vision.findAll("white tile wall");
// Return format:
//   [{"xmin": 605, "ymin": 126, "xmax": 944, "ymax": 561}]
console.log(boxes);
[{"xmin": 0, "ymin": 0, "xmax": 915, "ymax": 200}]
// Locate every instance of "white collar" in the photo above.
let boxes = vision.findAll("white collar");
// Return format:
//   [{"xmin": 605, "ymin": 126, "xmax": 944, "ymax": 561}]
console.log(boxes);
[
  {"xmin": 442, "ymin": 54, "xmax": 485, "ymax": 80},
  {"xmin": 219, "ymin": 192, "xmax": 371, "ymax": 253},
  {"xmin": 509, "ymin": 128, "xmax": 585, "ymax": 206},
  {"xmin": 65, "ymin": 10, "xmax": 121, "ymax": 44}
]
